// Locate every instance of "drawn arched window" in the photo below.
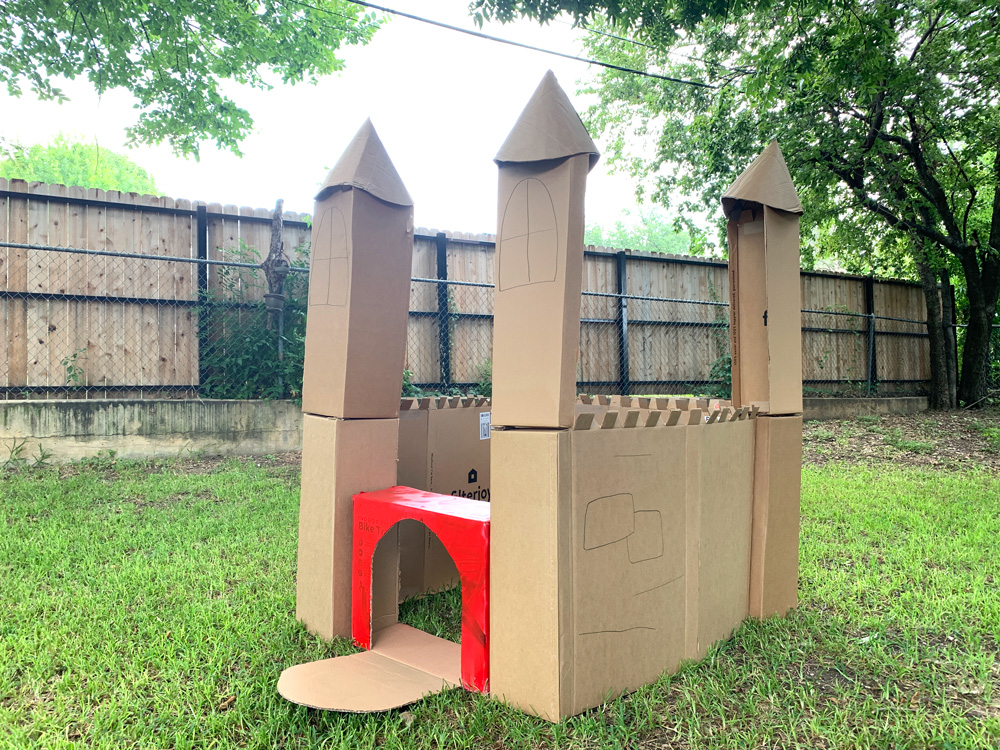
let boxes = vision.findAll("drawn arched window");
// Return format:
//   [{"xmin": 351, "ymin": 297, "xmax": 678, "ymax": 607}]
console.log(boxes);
[
  {"xmin": 309, "ymin": 206, "xmax": 349, "ymax": 306},
  {"xmin": 497, "ymin": 178, "xmax": 558, "ymax": 291}
]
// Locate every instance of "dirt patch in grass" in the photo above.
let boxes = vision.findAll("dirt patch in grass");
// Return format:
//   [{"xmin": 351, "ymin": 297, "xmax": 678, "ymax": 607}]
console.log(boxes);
[
  {"xmin": 804, "ymin": 408, "xmax": 1000, "ymax": 472},
  {"xmin": 166, "ymin": 452, "xmax": 303, "ymax": 475}
]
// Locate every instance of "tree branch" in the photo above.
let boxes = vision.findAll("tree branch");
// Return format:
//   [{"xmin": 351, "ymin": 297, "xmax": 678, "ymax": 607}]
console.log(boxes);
[
  {"xmin": 909, "ymin": 9, "xmax": 941, "ymax": 62},
  {"xmin": 990, "ymin": 147, "xmax": 1000, "ymax": 255},
  {"xmin": 906, "ymin": 110, "xmax": 964, "ymax": 240}
]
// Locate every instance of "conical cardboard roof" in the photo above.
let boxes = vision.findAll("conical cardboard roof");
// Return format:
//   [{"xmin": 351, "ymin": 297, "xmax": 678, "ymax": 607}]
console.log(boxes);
[
  {"xmin": 316, "ymin": 119, "xmax": 413, "ymax": 206},
  {"xmin": 495, "ymin": 71, "xmax": 600, "ymax": 171},
  {"xmin": 721, "ymin": 140, "xmax": 803, "ymax": 216}
]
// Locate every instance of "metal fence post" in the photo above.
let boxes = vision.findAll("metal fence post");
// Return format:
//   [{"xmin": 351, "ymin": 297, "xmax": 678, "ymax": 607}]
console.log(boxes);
[
  {"xmin": 864, "ymin": 276, "xmax": 877, "ymax": 397},
  {"xmin": 616, "ymin": 250, "xmax": 631, "ymax": 395},
  {"xmin": 196, "ymin": 205, "xmax": 208, "ymax": 297},
  {"xmin": 942, "ymin": 273, "xmax": 959, "ymax": 406},
  {"xmin": 436, "ymin": 233, "xmax": 451, "ymax": 390},
  {"xmin": 196, "ymin": 205, "xmax": 209, "ymax": 394}
]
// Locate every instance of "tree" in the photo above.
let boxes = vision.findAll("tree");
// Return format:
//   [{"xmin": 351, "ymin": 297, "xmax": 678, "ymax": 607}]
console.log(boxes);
[
  {"xmin": 585, "ymin": 207, "xmax": 696, "ymax": 255},
  {"xmin": 473, "ymin": 0, "xmax": 1000, "ymax": 408},
  {"xmin": 2, "ymin": 0, "xmax": 381, "ymax": 157},
  {"xmin": 0, "ymin": 135, "xmax": 159, "ymax": 194}
]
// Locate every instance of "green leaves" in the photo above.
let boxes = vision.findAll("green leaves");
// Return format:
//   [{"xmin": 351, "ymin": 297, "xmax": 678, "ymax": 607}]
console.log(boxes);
[
  {"xmin": 0, "ymin": 134, "xmax": 160, "ymax": 193},
  {"xmin": 1, "ymin": 0, "xmax": 382, "ymax": 157}
]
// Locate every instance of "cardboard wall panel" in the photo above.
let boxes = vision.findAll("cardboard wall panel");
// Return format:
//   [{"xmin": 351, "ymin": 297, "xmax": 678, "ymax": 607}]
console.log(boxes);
[
  {"xmin": 489, "ymin": 429, "xmax": 571, "ymax": 721},
  {"xmin": 690, "ymin": 419, "xmax": 755, "ymax": 659},
  {"xmin": 492, "ymin": 422, "xmax": 698, "ymax": 719},
  {"xmin": 764, "ymin": 207, "xmax": 804, "ymax": 415},
  {"xmin": 569, "ymin": 426, "xmax": 687, "ymax": 715},
  {"xmin": 396, "ymin": 400, "xmax": 491, "ymax": 599},
  {"xmin": 749, "ymin": 415, "xmax": 803, "ymax": 618},
  {"xmin": 295, "ymin": 415, "xmax": 398, "ymax": 640},
  {"xmin": 729, "ymin": 209, "xmax": 769, "ymax": 411}
]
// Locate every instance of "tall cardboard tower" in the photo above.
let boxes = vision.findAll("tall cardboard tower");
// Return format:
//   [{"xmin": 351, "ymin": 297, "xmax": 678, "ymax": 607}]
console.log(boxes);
[
  {"xmin": 296, "ymin": 120, "xmax": 415, "ymax": 640},
  {"xmin": 722, "ymin": 140, "xmax": 804, "ymax": 618},
  {"xmin": 491, "ymin": 70, "xmax": 600, "ymax": 429}
]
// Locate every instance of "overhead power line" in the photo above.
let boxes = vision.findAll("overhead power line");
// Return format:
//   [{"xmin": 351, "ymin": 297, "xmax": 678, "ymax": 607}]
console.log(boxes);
[
  {"xmin": 290, "ymin": 0, "xmax": 716, "ymax": 88},
  {"xmin": 566, "ymin": 20, "xmax": 743, "ymax": 74}
]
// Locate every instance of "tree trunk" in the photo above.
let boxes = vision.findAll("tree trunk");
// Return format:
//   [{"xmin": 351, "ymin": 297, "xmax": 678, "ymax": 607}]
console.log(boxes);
[
  {"xmin": 959, "ymin": 302, "xmax": 996, "ymax": 406},
  {"xmin": 956, "ymin": 249, "xmax": 1000, "ymax": 406},
  {"xmin": 913, "ymin": 243, "xmax": 950, "ymax": 410}
]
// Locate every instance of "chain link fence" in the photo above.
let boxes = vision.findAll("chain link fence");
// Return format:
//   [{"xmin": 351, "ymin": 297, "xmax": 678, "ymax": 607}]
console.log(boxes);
[
  {"xmin": 993, "ymin": 326, "xmax": 1000, "ymax": 394},
  {"xmin": 800, "ymin": 307, "xmax": 933, "ymax": 398},
  {"xmin": 0, "ymin": 241, "xmax": 310, "ymax": 400},
  {"xmin": 3, "ymin": 242, "xmax": 970, "ymax": 402}
]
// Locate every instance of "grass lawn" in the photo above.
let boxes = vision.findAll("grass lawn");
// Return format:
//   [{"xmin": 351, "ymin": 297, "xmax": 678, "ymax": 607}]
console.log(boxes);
[{"xmin": 2, "ymin": 440, "xmax": 1000, "ymax": 748}]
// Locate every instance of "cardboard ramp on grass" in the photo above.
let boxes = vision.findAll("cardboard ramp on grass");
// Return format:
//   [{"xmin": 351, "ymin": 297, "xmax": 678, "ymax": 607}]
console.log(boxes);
[{"xmin": 277, "ymin": 624, "xmax": 460, "ymax": 712}]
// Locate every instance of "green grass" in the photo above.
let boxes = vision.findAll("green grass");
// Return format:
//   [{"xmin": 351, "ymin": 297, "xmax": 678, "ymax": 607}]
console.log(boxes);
[
  {"xmin": 971, "ymin": 421, "xmax": 1000, "ymax": 454},
  {"xmin": 2, "ymin": 459, "xmax": 999, "ymax": 748},
  {"xmin": 398, "ymin": 588, "xmax": 463, "ymax": 644}
]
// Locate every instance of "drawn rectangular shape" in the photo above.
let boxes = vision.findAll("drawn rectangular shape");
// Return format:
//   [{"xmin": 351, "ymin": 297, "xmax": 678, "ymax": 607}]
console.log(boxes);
[
  {"xmin": 583, "ymin": 493, "xmax": 635, "ymax": 550},
  {"xmin": 627, "ymin": 511, "xmax": 663, "ymax": 563}
]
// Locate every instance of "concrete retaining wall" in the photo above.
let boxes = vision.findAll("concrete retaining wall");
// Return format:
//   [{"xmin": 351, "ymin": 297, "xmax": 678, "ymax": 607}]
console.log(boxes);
[
  {"xmin": 0, "ymin": 399, "xmax": 303, "ymax": 463},
  {"xmin": 803, "ymin": 396, "xmax": 928, "ymax": 421},
  {"xmin": 0, "ymin": 396, "xmax": 927, "ymax": 464}
]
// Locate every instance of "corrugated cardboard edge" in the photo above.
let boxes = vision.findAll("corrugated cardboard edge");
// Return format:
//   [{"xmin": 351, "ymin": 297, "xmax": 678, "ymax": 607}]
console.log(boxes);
[
  {"xmin": 722, "ymin": 140, "xmax": 803, "ymax": 217},
  {"xmin": 315, "ymin": 119, "xmax": 413, "ymax": 206},
  {"xmin": 495, "ymin": 71, "xmax": 600, "ymax": 171},
  {"xmin": 570, "ymin": 407, "xmax": 756, "ymax": 431}
]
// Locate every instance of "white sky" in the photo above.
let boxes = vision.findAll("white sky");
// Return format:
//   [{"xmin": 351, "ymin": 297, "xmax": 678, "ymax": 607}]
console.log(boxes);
[{"xmin": 0, "ymin": 1, "xmax": 652, "ymax": 235}]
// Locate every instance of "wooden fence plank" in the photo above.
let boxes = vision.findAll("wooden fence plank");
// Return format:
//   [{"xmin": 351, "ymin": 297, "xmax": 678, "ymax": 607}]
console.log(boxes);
[
  {"xmin": 0, "ymin": 177, "xmax": 9, "ymax": 392},
  {"xmin": 5, "ymin": 180, "xmax": 29, "ymax": 389},
  {"xmin": 25, "ymin": 183, "xmax": 52, "ymax": 391},
  {"xmin": 45, "ymin": 185, "xmax": 72, "ymax": 397},
  {"xmin": 139, "ymin": 194, "xmax": 161, "ymax": 388},
  {"xmin": 205, "ymin": 202, "xmax": 225, "ymax": 297},
  {"xmin": 84, "ymin": 188, "xmax": 109, "ymax": 395},
  {"xmin": 103, "ymin": 191, "xmax": 133, "ymax": 387},
  {"xmin": 174, "ymin": 199, "xmax": 197, "ymax": 388}
]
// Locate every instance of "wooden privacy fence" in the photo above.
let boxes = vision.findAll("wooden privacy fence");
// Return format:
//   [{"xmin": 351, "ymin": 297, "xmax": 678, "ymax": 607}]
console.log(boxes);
[
  {"xmin": 407, "ymin": 231, "xmax": 932, "ymax": 396},
  {"xmin": 0, "ymin": 179, "xmax": 934, "ymax": 400}
]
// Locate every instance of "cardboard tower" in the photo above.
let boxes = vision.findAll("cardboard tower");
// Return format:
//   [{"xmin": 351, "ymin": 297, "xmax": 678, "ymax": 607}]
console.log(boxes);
[
  {"xmin": 722, "ymin": 140, "xmax": 804, "ymax": 618},
  {"xmin": 295, "ymin": 120, "xmax": 414, "ymax": 640},
  {"xmin": 490, "ymin": 70, "xmax": 600, "ymax": 429}
]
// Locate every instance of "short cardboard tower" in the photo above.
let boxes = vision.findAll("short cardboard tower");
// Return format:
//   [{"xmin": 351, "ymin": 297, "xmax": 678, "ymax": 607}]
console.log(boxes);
[{"xmin": 283, "ymin": 72, "xmax": 804, "ymax": 721}]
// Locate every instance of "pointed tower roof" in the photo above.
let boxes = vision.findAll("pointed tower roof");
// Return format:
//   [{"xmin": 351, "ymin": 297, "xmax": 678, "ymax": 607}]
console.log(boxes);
[
  {"xmin": 315, "ymin": 119, "xmax": 413, "ymax": 206},
  {"xmin": 722, "ymin": 140, "xmax": 803, "ymax": 216},
  {"xmin": 495, "ymin": 71, "xmax": 600, "ymax": 171}
]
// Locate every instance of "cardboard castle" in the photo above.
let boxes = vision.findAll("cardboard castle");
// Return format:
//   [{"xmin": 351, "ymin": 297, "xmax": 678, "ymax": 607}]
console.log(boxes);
[{"xmin": 280, "ymin": 73, "xmax": 804, "ymax": 721}]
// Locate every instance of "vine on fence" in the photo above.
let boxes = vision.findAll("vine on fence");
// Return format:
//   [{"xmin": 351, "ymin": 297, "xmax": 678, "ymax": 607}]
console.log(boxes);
[
  {"xmin": 700, "ymin": 279, "xmax": 732, "ymax": 400},
  {"xmin": 197, "ymin": 242, "xmax": 309, "ymax": 400}
]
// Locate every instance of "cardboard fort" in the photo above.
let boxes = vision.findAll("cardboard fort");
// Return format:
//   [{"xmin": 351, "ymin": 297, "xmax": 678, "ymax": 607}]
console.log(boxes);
[{"xmin": 282, "ymin": 72, "xmax": 804, "ymax": 721}]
